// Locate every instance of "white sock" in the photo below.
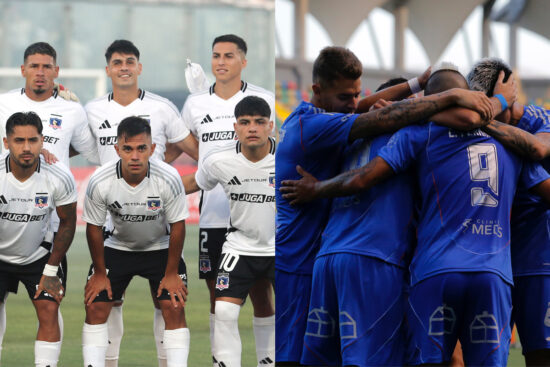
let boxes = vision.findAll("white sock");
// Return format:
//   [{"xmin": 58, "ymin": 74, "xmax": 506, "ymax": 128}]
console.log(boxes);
[
  {"xmin": 253, "ymin": 315, "xmax": 275, "ymax": 366},
  {"xmin": 106, "ymin": 305, "xmax": 123, "ymax": 362},
  {"xmin": 163, "ymin": 328, "xmax": 190, "ymax": 367},
  {"xmin": 35, "ymin": 340, "xmax": 61, "ymax": 367},
  {"xmin": 209, "ymin": 313, "xmax": 216, "ymax": 367},
  {"xmin": 214, "ymin": 301, "xmax": 241, "ymax": 367},
  {"xmin": 58, "ymin": 308, "xmax": 64, "ymax": 343},
  {"xmin": 0, "ymin": 298, "xmax": 6, "ymax": 361},
  {"xmin": 82, "ymin": 322, "xmax": 108, "ymax": 367},
  {"xmin": 154, "ymin": 308, "xmax": 167, "ymax": 366}
]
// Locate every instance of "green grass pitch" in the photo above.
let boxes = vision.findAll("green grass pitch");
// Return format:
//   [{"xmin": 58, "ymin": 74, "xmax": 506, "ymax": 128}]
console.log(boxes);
[{"xmin": 1, "ymin": 225, "xmax": 258, "ymax": 366}]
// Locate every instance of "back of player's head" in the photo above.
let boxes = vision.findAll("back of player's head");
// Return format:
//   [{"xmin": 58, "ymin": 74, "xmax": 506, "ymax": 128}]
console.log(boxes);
[
  {"xmin": 235, "ymin": 96, "xmax": 271, "ymax": 119},
  {"xmin": 424, "ymin": 62, "xmax": 467, "ymax": 96},
  {"xmin": 212, "ymin": 34, "xmax": 247, "ymax": 55},
  {"xmin": 105, "ymin": 40, "xmax": 140, "ymax": 63},
  {"xmin": 24, "ymin": 42, "xmax": 57, "ymax": 63},
  {"xmin": 5, "ymin": 111, "xmax": 43, "ymax": 136},
  {"xmin": 117, "ymin": 116, "xmax": 151, "ymax": 140},
  {"xmin": 375, "ymin": 77, "xmax": 407, "ymax": 92},
  {"xmin": 313, "ymin": 47, "xmax": 362, "ymax": 87},
  {"xmin": 467, "ymin": 58, "xmax": 512, "ymax": 96}
]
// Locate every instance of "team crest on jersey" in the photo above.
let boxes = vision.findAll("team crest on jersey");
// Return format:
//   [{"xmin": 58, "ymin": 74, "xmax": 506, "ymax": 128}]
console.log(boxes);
[
  {"xmin": 147, "ymin": 198, "xmax": 161, "ymax": 211},
  {"xmin": 269, "ymin": 174, "xmax": 275, "ymax": 187},
  {"xmin": 35, "ymin": 194, "xmax": 49, "ymax": 208},
  {"xmin": 49, "ymin": 117, "xmax": 62, "ymax": 129},
  {"xmin": 216, "ymin": 273, "xmax": 229, "ymax": 290},
  {"xmin": 199, "ymin": 257, "xmax": 211, "ymax": 273}
]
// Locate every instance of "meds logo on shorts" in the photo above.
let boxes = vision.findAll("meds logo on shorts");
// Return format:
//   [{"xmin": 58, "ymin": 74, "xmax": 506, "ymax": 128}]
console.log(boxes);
[
  {"xmin": 199, "ymin": 257, "xmax": 211, "ymax": 273},
  {"xmin": 49, "ymin": 117, "xmax": 62, "ymax": 130},
  {"xmin": 147, "ymin": 197, "xmax": 161, "ymax": 211},
  {"xmin": 216, "ymin": 273, "xmax": 229, "ymax": 290},
  {"xmin": 35, "ymin": 194, "xmax": 49, "ymax": 208}
]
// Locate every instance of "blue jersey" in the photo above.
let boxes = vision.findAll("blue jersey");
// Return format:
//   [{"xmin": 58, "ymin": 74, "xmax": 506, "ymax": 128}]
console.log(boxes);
[
  {"xmin": 378, "ymin": 122, "xmax": 549, "ymax": 285},
  {"xmin": 275, "ymin": 101, "xmax": 357, "ymax": 274},
  {"xmin": 511, "ymin": 105, "xmax": 550, "ymax": 276},
  {"xmin": 318, "ymin": 133, "xmax": 416, "ymax": 268}
]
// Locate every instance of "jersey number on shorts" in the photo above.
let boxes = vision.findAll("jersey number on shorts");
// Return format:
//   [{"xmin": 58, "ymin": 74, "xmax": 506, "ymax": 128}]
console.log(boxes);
[
  {"xmin": 467, "ymin": 143, "xmax": 498, "ymax": 207},
  {"xmin": 200, "ymin": 231, "xmax": 208, "ymax": 253},
  {"xmin": 219, "ymin": 252, "xmax": 239, "ymax": 272}
]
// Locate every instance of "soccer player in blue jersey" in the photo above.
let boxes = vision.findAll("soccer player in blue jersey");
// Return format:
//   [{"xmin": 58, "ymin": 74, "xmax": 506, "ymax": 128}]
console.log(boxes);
[
  {"xmin": 275, "ymin": 47, "xmax": 497, "ymax": 366},
  {"xmin": 281, "ymin": 67, "xmax": 550, "ymax": 366}
]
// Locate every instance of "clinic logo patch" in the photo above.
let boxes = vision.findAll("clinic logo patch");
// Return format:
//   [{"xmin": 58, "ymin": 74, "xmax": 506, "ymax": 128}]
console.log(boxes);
[
  {"xmin": 216, "ymin": 273, "xmax": 229, "ymax": 290},
  {"xmin": 199, "ymin": 257, "xmax": 211, "ymax": 273},
  {"xmin": 147, "ymin": 197, "xmax": 161, "ymax": 211},
  {"xmin": 49, "ymin": 116, "xmax": 62, "ymax": 129},
  {"xmin": 34, "ymin": 193, "xmax": 48, "ymax": 208}
]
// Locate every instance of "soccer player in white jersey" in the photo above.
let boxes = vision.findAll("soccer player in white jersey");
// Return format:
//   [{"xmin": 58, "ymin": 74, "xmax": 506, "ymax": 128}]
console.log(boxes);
[
  {"xmin": 183, "ymin": 96, "xmax": 275, "ymax": 367},
  {"xmin": 82, "ymin": 116, "xmax": 190, "ymax": 367},
  {"xmin": 0, "ymin": 111, "xmax": 77, "ymax": 367},
  {"xmin": 179, "ymin": 34, "xmax": 274, "ymax": 366},
  {"xmin": 85, "ymin": 40, "xmax": 198, "ymax": 367}
]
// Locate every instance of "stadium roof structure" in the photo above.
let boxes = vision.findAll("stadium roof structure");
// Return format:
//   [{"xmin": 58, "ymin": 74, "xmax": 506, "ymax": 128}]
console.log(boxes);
[{"xmin": 13, "ymin": 0, "xmax": 274, "ymax": 10}]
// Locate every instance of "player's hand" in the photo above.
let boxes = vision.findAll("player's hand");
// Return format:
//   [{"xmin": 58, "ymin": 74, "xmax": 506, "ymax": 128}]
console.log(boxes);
[
  {"xmin": 418, "ymin": 66, "xmax": 432, "ymax": 89},
  {"xmin": 34, "ymin": 275, "xmax": 64, "ymax": 304},
  {"xmin": 54, "ymin": 83, "xmax": 80, "ymax": 102},
  {"xmin": 453, "ymin": 89, "xmax": 494, "ymax": 122},
  {"xmin": 158, "ymin": 273, "xmax": 188, "ymax": 309},
  {"xmin": 280, "ymin": 165, "xmax": 319, "ymax": 205},
  {"xmin": 84, "ymin": 272, "xmax": 112, "ymax": 306},
  {"xmin": 369, "ymin": 98, "xmax": 393, "ymax": 111},
  {"xmin": 493, "ymin": 70, "xmax": 517, "ymax": 107},
  {"xmin": 40, "ymin": 148, "xmax": 58, "ymax": 164}
]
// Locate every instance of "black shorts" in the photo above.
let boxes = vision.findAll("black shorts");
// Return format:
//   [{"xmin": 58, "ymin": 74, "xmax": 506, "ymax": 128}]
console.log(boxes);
[
  {"xmin": 198, "ymin": 228, "xmax": 227, "ymax": 279},
  {"xmin": 0, "ymin": 244, "xmax": 67, "ymax": 302},
  {"xmin": 87, "ymin": 247, "xmax": 187, "ymax": 303},
  {"xmin": 214, "ymin": 252, "xmax": 274, "ymax": 299}
]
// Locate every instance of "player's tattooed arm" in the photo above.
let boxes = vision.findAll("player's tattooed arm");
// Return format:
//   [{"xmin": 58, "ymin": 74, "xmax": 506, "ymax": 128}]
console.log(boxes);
[
  {"xmin": 158, "ymin": 220, "xmax": 188, "ymax": 309},
  {"xmin": 280, "ymin": 157, "xmax": 395, "ymax": 205},
  {"xmin": 348, "ymin": 88, "xmax": 494, "ymax": 142},
  {"xmin": 84, "ymin": 224, "xmax": 112, "ymax": 305},
  {"xmin": 482, "ymin": 120, "xmax": 550, "ymax": 161}
]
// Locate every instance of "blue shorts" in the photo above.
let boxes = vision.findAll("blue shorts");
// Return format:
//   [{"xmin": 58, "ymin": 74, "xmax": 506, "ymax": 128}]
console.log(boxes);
[
  {"xmin": 407, "ymin": 272, "xmax": 512, "ymax": 366},
  {"xmin": 275, "ymin": 269, "xmax": 312, "ymax": 363},
  {"xmin": 301, "ymin": 254, "xmax": 406, "ymax": 367},
  {"xmin": 512, "ymin": 275, "xmax": 550, "ymax": 354}
]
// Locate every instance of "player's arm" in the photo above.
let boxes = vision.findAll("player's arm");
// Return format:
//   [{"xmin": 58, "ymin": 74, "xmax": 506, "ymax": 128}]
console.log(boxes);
[
  {"xmin": 355, "ymin": 67, "xmax": 431, "ymax": 113},
  {"xmin": 157, "ymin": 220, "xmax": 188, "ymax": 308},
  {"xmin": 69, "ymin": 145, "xmax": 78, "ymax": 157},
  {"xmin": 165, "ymin": 134, "xmax": 199, "ymax": 163},
  {"xmin": 84, "ymin": 223, "xmax": 112, "ymax": 305},
  {"xmin": 529, "ymin": 178, "xmax": 550, "ymax": 205},
  {"xmin": 40, "ymin": 148, "xmax": 59, "ymax": 164},
  {"xmin": 280, "ymin": 156, "xmax": 395, "ymax": 205},
  {"xmin": 181, "ymin": 172, "xmax": 200, "ymax": 194},
  {"xmin": 481, "ymin": 121, "xmax": 550, "ymax": 161},
  {"xmin": 34, "ymin": 202, "xmax": 77, "ymax": 303},
  {"xmin": 348, "ymin": 88, "xmax": 494, "ymax": 142}
]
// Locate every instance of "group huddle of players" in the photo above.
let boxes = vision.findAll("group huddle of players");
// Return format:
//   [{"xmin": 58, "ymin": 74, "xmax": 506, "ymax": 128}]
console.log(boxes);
[
  {"xmin": 275, "ymin": 47, "xmax": 550, "ymax": 367},
  {"xmin": 0, "ymin": 35, "xmax": 275, "ymax": 367}
]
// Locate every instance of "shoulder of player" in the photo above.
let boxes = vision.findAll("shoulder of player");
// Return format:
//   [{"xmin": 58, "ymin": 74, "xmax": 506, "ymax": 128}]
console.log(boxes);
[
  {"xmin": 39, "ymin": 158, "xmax": 76, "ymax": 191},
  {"xmin": 84, "ymin": 94, "xmax": 110, "ymax": 111},
  {"xmin": 243, "ymin": 82, "xmax": 274, "ymax": 99},
  {"xmin": 141, "ymin": 91, "xmax": 180, "ymax": 115},
  {"xmin": 202, "ymin": 143, "xmax": 236, "ymax": 167},
  {"xmin": 148, "ymin": 159, "xmax": 184, "ymax": 196},
  {"xmin": 183, "ymin": 89, "xmax": 211, "ymax": 106},
  {"xmin": 86, "ymin": 160, "xmax": 119, "ymax": 192}
]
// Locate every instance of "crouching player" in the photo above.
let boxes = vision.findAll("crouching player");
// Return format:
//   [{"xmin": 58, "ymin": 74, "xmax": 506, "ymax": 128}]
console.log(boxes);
[
  {"xmin": 81, "ymin": 116, "xmax": 190, "ymax": 367},
  {"xmin": 183, "ymin": 96, "xmax": 275, "ymax": 367}
]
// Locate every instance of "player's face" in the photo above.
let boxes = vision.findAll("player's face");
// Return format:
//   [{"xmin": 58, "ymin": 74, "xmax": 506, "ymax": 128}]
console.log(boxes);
[
  {"xmin": 211, "ymin": 42, "xmax": 247, "ymax": 84},
  {"xmin": 114, "ymin": 132, "xmax": 155, "ymax": 182},
  {"xmin": 313, "ymin": 77, "xmax": 361, "ymax": 114},
  {"xmin": 106, "ymin": 52, "xmax": 142, "ymax": 90},
  {"xmin": 3, "ymin": 125, "xmax": 43, "ymax": 169},
  {"xmin": 21, "ymin": 54, "xmax": 59, "ymax": 100},
  {"xmin": 234, "ymin": 115, "xmax": 273, "ymax": 149}
]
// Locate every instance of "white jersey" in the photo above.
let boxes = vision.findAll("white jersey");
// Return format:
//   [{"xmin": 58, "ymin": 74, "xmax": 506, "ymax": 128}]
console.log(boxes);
[
  {"xmin": 195, "ymin": 138, "xmax": 275, "ymax": 256},
  {"xmin": 0, "ymin": 88, "xmax": 98, "ymax": 166},
  {"xmin": 182, "ymin": 81, "xmax": 275, "ymax": 228},
  {"xmin": 86, "ymin": 89, "xmax": 190, "ymax": 164},
  {"xmin": 82, "ymin": 158, "xmax": 189, "ymax": 252},
  {"xmin": 0, "ymin": 153, "xmax": 77, "ymax": 265}
]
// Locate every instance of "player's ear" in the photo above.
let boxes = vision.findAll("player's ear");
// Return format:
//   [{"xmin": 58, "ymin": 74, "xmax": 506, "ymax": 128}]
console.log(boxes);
[
  {"xmin": 312, "ymin": 83, "xmax": 321, "ymax": 97},
  {"xmin": 3, "ymin": 137, "xmax": 7, "ymax": 150},
  {"xmin": 114, "ymin": 143, "xmax": 120, "ymax": 156},
  {"xmin": 54, "ymin": 65, "xmax": 59, "ymax": 78},
  {"xmin": 241, "ymin": 57, "xmax": 247, "ymax": 69},
  {"xmin": 137, "ymin": 62, "xmax": 143, "ymax": 75},
  {"xmin": 150, "ymin": 142, "xmax": 156, "ymax": 156},
  {"xmin": 20, "ymin": 64, "xmax": 25, "ymax": 77}
]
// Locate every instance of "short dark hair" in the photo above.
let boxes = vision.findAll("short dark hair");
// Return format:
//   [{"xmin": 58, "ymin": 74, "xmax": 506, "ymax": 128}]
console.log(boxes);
[
  {"xmin": 212, "ymin": 34, "xmax": 248, "ymax": 55},
  {"xmin": 424, "ymin": 69, "xmax": 467, "ymax": 96},
  {"xmin": 235, "ymin": 96, "xmax": 271, "ymax": 119},
  {"xmin": 6, "ymin": 111, "xmax": 43, "ymax": 136},
  {"xmin": 24, "ymin": 42, "xmax": 56, "ymax": 63},
  {"xmin": 375, "ymin": 77, "xmax": 407, "ymax": 92},
  {"xmin": 105, "ymin": 40, "xmax": 140, "ymax": 63},
  {"xmin": 467, "ymin": 58, "xmax": 512, "ymax": 97},
  {"xmin": 117, "ymin": 116, "xmax": 151, "ymax": 140},
  {"xmin": 313, "ymin": 47, "xmax": 362, "ymax": 87}
]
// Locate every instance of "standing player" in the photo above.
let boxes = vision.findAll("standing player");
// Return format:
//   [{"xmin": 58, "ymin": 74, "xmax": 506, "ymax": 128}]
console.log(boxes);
[
  {"xmin": 274, "ymin": 46, "xmax": 495, "ymax": 365},
  {"xmin": 85, "ymin": 39, "xmax": 197, "ymax": 367},
  {"xmin": 281, "ymin": 68, "xmax": 550, "ymax": 366},
  {"xmin": 81, "ymin": 117, "xmax": 190, "ymax": 367},
  {"xmin": 179, "ymin": 34, "xmax": 275, "ymax": 366},
  {"xmin": 0, "ymin": 111, "xmax": 77, "ymax": 367},
  {"xmin": 182, "ymin": 96, "xmax": 275, "ymax": 367}
]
